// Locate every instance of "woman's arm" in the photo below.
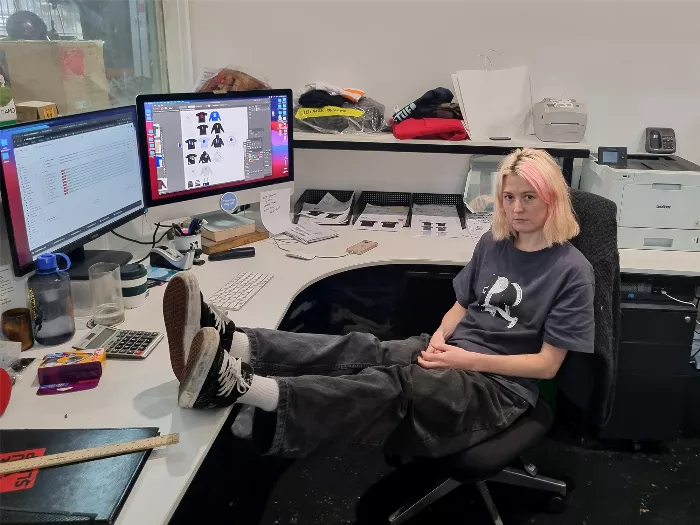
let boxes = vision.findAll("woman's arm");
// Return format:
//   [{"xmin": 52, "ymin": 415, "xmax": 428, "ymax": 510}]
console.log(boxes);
[
  {"xmin": 419, "ymin": 342, "xmax": 568, "ymax": 380},
  {"xmin": 428, "ymin": 302, "xmax": 468, "ymax": 351},
  {"xmin": 439, "ymin": 301, "xmax": 468, "ymax": 340}
]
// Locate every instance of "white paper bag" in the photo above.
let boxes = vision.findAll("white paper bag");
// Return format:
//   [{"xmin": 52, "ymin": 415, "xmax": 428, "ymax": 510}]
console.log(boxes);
[{"xmin": 455, "ymin": 63, "xmax": 532, "ymax": 140}]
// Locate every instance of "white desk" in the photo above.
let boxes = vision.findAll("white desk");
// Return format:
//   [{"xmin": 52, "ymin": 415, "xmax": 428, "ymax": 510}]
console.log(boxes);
[{"xmin": 2, "ymin": 228, "xmax": 699, "ymax": 525}]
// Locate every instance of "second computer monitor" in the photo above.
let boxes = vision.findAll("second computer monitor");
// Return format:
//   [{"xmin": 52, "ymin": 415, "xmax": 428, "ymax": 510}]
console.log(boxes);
[
  {"xmin": 136, "ymin": 90, "xmax": 294, "ymax": 220},
  {"xmin": 0, "ymin": 107, "xmax": 145, "ymax": 277}
]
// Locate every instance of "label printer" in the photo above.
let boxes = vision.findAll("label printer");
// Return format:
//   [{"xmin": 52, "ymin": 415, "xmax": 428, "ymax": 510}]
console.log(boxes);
[
  {"xmin": 580, "ymin": 154, "xmax": 700, "ymax": 251},
  {"xmin": 532, "ymin": 98, "xmax": 587, "ymax": 143}
]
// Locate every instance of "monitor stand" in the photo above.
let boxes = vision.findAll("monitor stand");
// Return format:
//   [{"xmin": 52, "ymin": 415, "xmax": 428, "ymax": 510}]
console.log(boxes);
[{"xmin": 66, "ymin": 246, "xmax": 133, "ymax": 281}]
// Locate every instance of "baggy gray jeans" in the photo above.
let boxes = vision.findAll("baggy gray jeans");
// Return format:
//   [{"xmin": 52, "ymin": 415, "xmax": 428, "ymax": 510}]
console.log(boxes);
[{"xmin": 241, "ymin": 328, "xmax": 529, "ymax": 458}]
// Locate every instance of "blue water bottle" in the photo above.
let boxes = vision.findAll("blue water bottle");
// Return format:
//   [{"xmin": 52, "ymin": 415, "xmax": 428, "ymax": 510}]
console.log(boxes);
[{"xmin": 27, "ymin": 253, "xmax": 76, "ymax": 345}]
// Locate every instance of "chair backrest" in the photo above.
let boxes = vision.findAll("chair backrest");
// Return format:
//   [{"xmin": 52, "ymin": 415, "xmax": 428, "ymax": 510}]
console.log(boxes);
[{"xmin": 556, "ymin": 189, "xmax": 620, "ymax": 427}]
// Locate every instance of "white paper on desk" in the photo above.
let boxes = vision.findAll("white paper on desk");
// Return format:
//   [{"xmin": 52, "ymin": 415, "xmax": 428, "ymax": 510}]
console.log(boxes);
[
  {"xmin": 299, "ymin": 192, "xmax": 353, "ymax": 225},
  {"xmin": 260, "ymin": 188, "xmax": 294, "ymax": 235},
  {"xmin": 411, "ymin": 204, "xmax": 462, "ymax": 238},
  {"xmin": 0, "ymin": 265, "xmax": 26, "ymax": 310},
  {"xmin": 286, "ymin": 221, "xmax": 338, "ymax": 244},
  {"xmin": 353, "ymin": 204, "xmax": 409, "ymax": 232},
  {"xmin": 465, "ymin": 214, "xmax": 493, "ymax": 243},
  {"xmin": 302, "ymin": 193, "xmax": 352, "ymax": 214}
]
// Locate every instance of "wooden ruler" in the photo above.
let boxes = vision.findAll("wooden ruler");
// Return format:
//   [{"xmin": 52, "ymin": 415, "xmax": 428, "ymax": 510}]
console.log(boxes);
[{"xmin": 0, "ymin": 433, "xmax": 179, "ymax": 476}]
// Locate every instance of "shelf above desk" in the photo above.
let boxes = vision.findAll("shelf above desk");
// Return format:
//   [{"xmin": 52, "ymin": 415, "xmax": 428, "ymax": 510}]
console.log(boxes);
[{"xmin": 294, "ymin": 131, "xmax": 591, "ymax": 158}]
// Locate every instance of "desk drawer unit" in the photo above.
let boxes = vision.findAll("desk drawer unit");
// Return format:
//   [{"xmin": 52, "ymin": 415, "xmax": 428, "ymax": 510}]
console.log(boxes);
[{"xmin": 601, "ymin": 302, "xmax": 697, "ymax": 441}]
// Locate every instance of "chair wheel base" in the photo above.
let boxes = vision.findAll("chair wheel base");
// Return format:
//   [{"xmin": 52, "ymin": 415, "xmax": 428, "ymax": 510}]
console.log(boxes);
[{"xmin": 547, "ymin": 494, "xmax": 568, "ymax": 514}]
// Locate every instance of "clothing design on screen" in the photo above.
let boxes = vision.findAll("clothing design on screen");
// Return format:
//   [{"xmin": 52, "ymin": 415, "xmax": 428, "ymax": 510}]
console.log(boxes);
[{"xmin": 180, "ymin": 107, "xmax": 248, "ymax": 190}]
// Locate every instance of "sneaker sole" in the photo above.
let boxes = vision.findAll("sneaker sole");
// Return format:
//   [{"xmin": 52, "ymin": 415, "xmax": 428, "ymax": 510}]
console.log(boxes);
[
  {"xmin": 163, "ymin": 272, "xmax": 201, "ymax": 381},
  {"xmin": 178, "ymin": 328, "xmax": 220, "ymax": 408}
]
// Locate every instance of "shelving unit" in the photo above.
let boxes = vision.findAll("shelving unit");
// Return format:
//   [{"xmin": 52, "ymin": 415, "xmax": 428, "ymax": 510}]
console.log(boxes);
[{"xmin": 294, "ymin": 131, "xmax": 591, "ymax": 186}]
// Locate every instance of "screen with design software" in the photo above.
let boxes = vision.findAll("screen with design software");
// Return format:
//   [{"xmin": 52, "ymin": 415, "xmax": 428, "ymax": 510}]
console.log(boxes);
[{"xmin": 141, "ymin": 91, "xmax": 291, "ymax": 206}]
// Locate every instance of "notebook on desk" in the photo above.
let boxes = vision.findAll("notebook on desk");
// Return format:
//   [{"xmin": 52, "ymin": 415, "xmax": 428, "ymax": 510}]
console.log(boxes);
[{"xmin": 0, "ymin": 427, "xmax": 158, "ymax": 524}]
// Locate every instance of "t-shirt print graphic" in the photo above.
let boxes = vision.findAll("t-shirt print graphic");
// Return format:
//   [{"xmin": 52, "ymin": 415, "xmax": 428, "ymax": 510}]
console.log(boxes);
[
  {"xmin": 196, "ymin": 111, "xmax": 208, "ymax": 123},
  {"xmin": 197, "ymin": 124, "xmax": 208, "ymax": 136},
  {"xmin": 479, "ymin": 274, "xmax": 523, "ymax": 329}
]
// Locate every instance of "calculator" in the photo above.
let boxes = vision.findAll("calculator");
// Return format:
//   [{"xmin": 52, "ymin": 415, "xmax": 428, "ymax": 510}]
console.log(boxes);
[{"xmin": 73, "ymin": 326, "xmax": 163, "ymax": 359}]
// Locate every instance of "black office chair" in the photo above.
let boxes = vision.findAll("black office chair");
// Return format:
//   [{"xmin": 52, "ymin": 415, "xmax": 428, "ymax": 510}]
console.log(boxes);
[{"xmin": 385, "ymin": 190, "xmax": 620, "ymax": 524}]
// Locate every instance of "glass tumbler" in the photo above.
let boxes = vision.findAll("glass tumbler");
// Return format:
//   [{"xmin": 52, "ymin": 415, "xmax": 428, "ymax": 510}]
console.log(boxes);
[
  {"xmin": 1, "ymin": 308, "xmax": 34, "ymax": 351},
  {"xmin": 88, "ymin": 263, "xmax": 125, "ymax": 326}
]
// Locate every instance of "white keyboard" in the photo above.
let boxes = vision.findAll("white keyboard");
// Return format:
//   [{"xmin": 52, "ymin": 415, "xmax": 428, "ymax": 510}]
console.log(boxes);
[{"xmin": 209, "ymin": 271, "xmax": 273, "ymax": 311}]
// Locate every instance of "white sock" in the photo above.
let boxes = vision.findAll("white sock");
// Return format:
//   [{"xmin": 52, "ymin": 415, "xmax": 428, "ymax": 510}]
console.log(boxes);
[
  {"xmin": 229, "ymin": 331, "xmax": 251, "ymax": 362},
  {"xmin": 238, "ymin": 375, "xmax": 279, "ymax": 412}
]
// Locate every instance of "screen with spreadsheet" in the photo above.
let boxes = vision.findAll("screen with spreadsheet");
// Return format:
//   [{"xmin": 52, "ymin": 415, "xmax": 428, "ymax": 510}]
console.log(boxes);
[{"xmin": 0, "ymin": 107, "xmax": 144, "ymax": 273}]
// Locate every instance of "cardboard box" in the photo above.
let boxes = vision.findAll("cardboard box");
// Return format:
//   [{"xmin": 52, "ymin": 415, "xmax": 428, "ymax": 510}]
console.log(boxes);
[
  {"xmin": 37, "ymin": 349, "xmax": 106, "ymax": 386},
  {"xmin": 0, "ymin": 50, "xmax": 16, "ymax": 126},
  {"xmin": 16, "ymin": 101, "xmax": 58, "ymax": 122},
  {"xmin": 0, "ymin": 41, "xmax": 109, "ymax": 115}
]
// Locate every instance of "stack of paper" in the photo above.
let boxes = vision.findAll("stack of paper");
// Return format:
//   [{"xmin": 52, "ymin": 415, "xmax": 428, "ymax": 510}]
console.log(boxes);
[
  {"xmin": 286, "ymin": 221, "xmax": 338, "ymax": 244},
  {"xmin": 411, "ymin": 204, "xmax": 462, "ymax": 238},
  {"xmin": 464, "ymin": 213, "xmax": 493, "ymax": 243},
  {"xmin": 261, "ymin": 188, "xmax": 338, "ymax": 244},
  {"xmin": 298, "ymin": 192, "xmax": 354, "ymax": 226},
  {"xmin": 353, "ymin": 204, "xmax": 409, "ymax": 232}
]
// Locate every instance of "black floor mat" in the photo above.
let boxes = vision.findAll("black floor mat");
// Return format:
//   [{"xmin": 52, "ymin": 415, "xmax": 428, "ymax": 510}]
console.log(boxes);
[{"xmin": 171, "ymin": 428, "xmax": 700, "ymax": 525}]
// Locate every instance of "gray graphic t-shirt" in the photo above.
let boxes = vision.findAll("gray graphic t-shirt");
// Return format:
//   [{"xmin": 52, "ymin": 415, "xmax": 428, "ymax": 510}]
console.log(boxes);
[{"xmin": 450, "ymin": 232, "xmax": 595, "ymax": 406}]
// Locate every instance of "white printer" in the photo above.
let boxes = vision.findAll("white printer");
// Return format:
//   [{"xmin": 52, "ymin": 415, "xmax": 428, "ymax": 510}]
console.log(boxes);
[
  {"xmin": 532, "ymin": 98, "xmax": 587, "ymax": 143},
  {"xmin": 580, "ymin": 154, "xmax": 700, "ymax": 251}
]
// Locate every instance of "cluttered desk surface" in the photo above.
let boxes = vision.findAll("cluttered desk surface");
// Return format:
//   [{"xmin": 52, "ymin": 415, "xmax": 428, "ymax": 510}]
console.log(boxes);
[{"xmin": 2, "ymin": 225, "xmax": 700, "ymax": 525}]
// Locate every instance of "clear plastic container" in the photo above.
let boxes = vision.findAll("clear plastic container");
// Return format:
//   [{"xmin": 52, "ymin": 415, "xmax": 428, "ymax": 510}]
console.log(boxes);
[
  {"xmin": 88, "ymin": 262, "xmax": 125, "ymax": 326},
  {"xmin": 28, "ymin": 253, "xmax": 76, "ymax": 345}
]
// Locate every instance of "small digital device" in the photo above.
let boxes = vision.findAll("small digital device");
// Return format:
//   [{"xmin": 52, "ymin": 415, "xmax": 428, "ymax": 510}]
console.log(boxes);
[
  {"xmin": 645, "ymin": 127, "xmax": 676, "ymax": 154},
  {"xmin": 136, "ymin": 90, "xmax": 295, "ymax": 222},
  {"xmin": 73, "ymin": 326, "xmax": 164, "ymax": 359},
  {"xmin": 0, "ymin": 107, "xmax": 145, "ymax": 277},
  {"xmin": 347, "ymin": 240, "xmax": 379, "ymax": 255},
  {"xmin": 597, "ymin": 147, "xmax": 628, "ymax": 168}
]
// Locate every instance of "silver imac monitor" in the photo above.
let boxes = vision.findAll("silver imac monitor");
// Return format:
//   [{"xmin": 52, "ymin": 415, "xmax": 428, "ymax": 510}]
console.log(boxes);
[{"xmin": 136, "ymin": 89, "xmax": 294, "ymax": 222}]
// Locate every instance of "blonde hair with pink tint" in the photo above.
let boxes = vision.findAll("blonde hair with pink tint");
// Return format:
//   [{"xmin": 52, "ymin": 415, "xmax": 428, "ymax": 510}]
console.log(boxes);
[{"xmin": 492, "ymin": 148, "xmax": 579, "ymax": 245}]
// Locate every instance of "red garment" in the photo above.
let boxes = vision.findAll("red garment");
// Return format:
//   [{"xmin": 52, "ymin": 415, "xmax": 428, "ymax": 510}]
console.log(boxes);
[{"xmin": 392, "ymin": 118, "xmax": 468, "ymax": 141}]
